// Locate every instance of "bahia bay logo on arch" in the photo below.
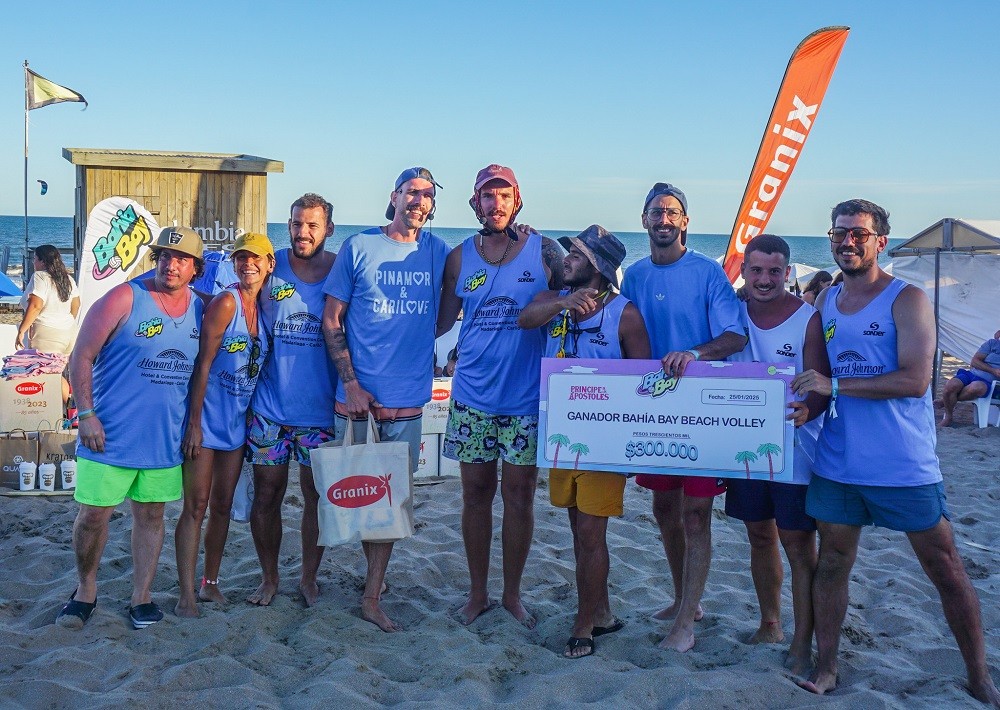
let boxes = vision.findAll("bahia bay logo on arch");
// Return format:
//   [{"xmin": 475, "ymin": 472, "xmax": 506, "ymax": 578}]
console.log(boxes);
[
  {"xmin": 274, "ymin": 312, "xmax": 322, "ymax": 335},
  {"xmin": 327, "ymin": 474, "xmax": 392, "ymax": 508},
  {"xmin": 138, "ymin": 349, "xmax": 194, "ymax": 374}
]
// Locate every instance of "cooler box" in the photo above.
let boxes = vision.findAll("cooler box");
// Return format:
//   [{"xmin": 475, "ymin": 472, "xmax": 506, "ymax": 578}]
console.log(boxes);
[
  {"xmin": 0, "ymin": 374, "xmax": 63, "ymax": 432},
  {"xmin": 414, "ymin": 434, "xmax": 440, "ymax": 479},
  {"xmin": 421, "ymin": 378, "xmax": 452, "ymax": 435}
]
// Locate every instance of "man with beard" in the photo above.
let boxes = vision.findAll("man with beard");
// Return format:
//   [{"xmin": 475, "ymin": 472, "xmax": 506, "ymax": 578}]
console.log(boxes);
[
  {"xmin": 322, "ymin": 167, "xmax": 450, "ymax": 631},
  {"xmin": 57, "ymin": 227, "xmax": 206, "ymax": 630},
  {"xmin": 621, "ymin": 183, "xmax": 746, "ymax": 652},
  {"xmin": 519, "ymin": 225, "xmax": 650, "ymax": 658},
  {"xmin": 792, "ymin": 199, "xmax": 999, "ymax": 706},
  {"xmin": 438, "ymin": 164, "xmax": 564, "ymax": 628},
  {"xmin": 246, "ymin": 193, "xmax": 338, "ymax": 608},
  {"xmin": 725, "ymin": 234, "xmax": 829, "ymax": 674}
]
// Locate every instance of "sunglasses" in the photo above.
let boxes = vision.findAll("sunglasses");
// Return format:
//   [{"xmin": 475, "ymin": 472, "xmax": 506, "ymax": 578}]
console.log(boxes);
[
  {"xmin": 828, "ymin": 227, "xmax": 880, "ymax": 244},
  {"xmin": 247, "ymin": 336, "xmax": 262, "ymax": 378}
]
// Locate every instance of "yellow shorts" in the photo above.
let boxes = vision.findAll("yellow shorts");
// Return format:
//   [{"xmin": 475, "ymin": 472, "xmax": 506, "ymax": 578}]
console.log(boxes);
[{"xmin": 549, "ymin": 468, "xmax": 627, "ymax": 517}]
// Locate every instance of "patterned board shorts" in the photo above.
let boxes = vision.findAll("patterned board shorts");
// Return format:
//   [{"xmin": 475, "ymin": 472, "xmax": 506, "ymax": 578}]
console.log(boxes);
[
  {"xmin": 245, "ymin": 410, "xmax": 336, "ymax": 467},
  {"xmin": 442, "ymin": 399, "xmax": 538, "ymax": 466}
]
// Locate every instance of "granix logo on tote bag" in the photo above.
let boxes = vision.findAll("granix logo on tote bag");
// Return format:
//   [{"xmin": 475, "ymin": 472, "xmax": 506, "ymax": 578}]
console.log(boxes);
[{"xmin": 327, "ymin": 474, "xmax": 392, "ymax": 508}]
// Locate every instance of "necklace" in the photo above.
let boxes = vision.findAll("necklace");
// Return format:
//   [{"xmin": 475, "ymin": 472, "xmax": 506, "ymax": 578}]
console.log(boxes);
[
  {"xmin": 239, "ymin": 289, "xmax": 258, "ymax": 336},
  {"xmin": 153, "ymin": 287, "xmax": 191, "ymax": 328},
  {"xmin": 555, "ymin": 288, "xmax": 610, "ymax": 358},
  {"xmin": 478, "ymin": 233, "xmax": 514, "ymax": 266}
]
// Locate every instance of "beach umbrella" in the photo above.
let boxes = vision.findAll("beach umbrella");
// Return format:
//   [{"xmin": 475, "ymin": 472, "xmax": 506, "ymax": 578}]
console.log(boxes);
[{"xmin": 0, "ymin": 271, "xmax": 22, "ymax": 297}]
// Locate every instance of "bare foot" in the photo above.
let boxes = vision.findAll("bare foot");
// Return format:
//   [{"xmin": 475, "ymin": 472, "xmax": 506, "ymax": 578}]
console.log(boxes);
[
  {"xmin": 174, "ymin": 597, "xmax": 200, "ymax": 618},
  {"xmin": 784, "ymin": 650, "xmax": 812, "ymax": 677},
  {"xmin": 361, "ymin": 597, "xmax": 400, "ymax": 632},
  {"xmin": 749, "ymin": 620, "xmax": 785, "ymax": 644},
  {"xmin": 798, "ymin": 669, "xmax": 837, "ymax": 695},
  {"xmin": 198, "ymin": 583, "xmax": 227, "ymax": 604},
  {"xmin": 300, "ymin": 581, "xmax": 320, "ymax": 608},
  {"xmin": 247, "ymin": 580, "xmax": 278, "ymax": 606},
  {"xmin": 503, "ymin": 597, "xmax": 536, "ymax": 629},
  {"xmin": 652, "ymin": 601, "xmax": 704, "ymax": 621},
  {"xmin": 939, "ymin": 413, "xmax": 953, "ymax": 427},
  {"xmin": 658, "ymin": 628, "xmax": 695, "ymax": 652},
  {"xmin": 968, "ymin": 677, "xmax": 1000, "ymax": 708},
  {"xmin": 459, "ymin": 596, "xmax": 494, "ymax": 626}
]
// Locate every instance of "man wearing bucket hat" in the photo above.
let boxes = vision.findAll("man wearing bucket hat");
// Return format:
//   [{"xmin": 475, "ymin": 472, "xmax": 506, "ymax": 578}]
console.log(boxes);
[
  {"xmin": 175, "ymin": 232, "xmax": 275, "ymax": 617},
  {"xmin": 322, "ymin": 167, "xmax": 450, "ymax": 631},
  {"xmin": 246, "ymin": 194, "xmax": 338, "ymax": 609},
  {"xmin": 437, "ymin": 164, "xmax": 565, "ymax": 628},
  {"xmin": 519, "ymin": 225, "xmax": 650, "ymax": 658},
  {"xmin": 621, "ymin": 183, "xmax": 746, "ymax": 652},
  {"xmin": 58, "ymin": 227, "xmax": 207, "ymax": 630}
]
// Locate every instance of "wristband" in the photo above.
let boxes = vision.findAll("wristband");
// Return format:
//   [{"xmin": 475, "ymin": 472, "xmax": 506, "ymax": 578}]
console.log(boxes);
[
  {"xmin": 686, "ymin": 349, "xmax": 701, "ymax": 361},
  {"xmin": 828, "ymin": 377, "xmax": 839, "ymax": 419},
  {"xmin": 77, "ymin": 408, "xmax": 96, "ymax": 420}
]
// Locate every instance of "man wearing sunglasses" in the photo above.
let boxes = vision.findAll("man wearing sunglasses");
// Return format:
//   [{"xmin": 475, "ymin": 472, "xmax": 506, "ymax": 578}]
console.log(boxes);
[
  {"xmin": 519, "ymin": 225, "xmax": 650, "ymax": 658},
  {"xmin": 323, "ymin": 168, "xmax": 450, "ymax": 632},
  {"xmin": 621, "ymin": 183, "xmax": 747, "ymax": 653},
  {"xmin": 791, "ymin": 199, "xmax": 999, "ymax": 705}
]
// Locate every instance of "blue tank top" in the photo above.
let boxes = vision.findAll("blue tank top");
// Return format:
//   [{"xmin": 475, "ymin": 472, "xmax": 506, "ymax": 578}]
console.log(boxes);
[
  {"xmin": 731, "ymin": 300, "xmax": 820, "ymax": 484},
  {"xmin": 201, "ymin": 286, "xmax": 270, "ymax": 450},
  {"xmin": 252, "ymin": 249, "xmax": 337, "ymax": 427},
  {"xmin": 78, "ymin": 280, "xmax": 203, "ymax": 468},
  {"xmin": 813, "ymin": 279, "xmax": 941, "ymax": 487},
  {"xmin": 544, "ymin": 291, "xmax": 627, "ymax": 360},
  {"xmin": 451, "ymin": 234, "xmax": 548, "ymax": 415}
]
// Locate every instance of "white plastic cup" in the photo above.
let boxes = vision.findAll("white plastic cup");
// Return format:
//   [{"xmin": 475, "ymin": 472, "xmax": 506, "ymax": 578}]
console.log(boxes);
[
  {"xmin": 19, "ymin": 462, "xmax": 37, "ymax": 491},
  {"xmin": 61, "ymin": 460, "xmax": 77, "ymax": 490},
  {"xmin": 39, "ymin": 463, "xmax": 56, "ymax": 492}
]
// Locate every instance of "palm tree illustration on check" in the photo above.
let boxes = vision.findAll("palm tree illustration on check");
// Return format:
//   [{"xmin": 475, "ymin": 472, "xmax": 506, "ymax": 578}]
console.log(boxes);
[
  {"xmin": 756, "ymin": 442, "xmax": 782, "ymax": 481},
  {"xmin": 569, "ymin": 442, "xmax": 590, "ymax": 468},
  {"xmin": 734, "ymin": 450, "xmax": 758, "ymax": 479},
  {"xmin": 548, "ymin": 433, "xmax": 570, "ymax": 467}
]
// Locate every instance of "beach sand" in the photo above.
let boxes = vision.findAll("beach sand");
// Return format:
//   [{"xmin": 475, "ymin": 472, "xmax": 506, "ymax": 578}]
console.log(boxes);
[{"xmin": 1, "ymin": 381, "xmax": 997, "ymax": 708}]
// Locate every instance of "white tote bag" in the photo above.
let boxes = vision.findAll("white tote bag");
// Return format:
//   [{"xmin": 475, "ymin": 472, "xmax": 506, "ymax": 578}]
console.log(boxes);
[
  {"xmin": 229, "ymin": 466, "xmax": 254, "ymax": 523},
  {"xmin": 311, "ymin": 413, "xmax": 414, "ymax": 546}
]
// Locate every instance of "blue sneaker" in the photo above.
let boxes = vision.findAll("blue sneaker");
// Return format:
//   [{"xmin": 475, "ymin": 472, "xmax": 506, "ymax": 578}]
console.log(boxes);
[{"xmin": 128, "ymin": 602, "xmax": 163, "ymax": 630}]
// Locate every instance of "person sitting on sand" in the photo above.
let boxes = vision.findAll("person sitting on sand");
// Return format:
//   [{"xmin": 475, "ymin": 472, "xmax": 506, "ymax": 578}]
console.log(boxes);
[
  {"xmin": 518, "ymin": 225, "xmax": 650, "ymax": 658},
  {"xmin": 621, "ymin": 182, "xmax": 747, "ymax": 653},
  {"xmin": 725, "ymin": 234, "xmax": 829, "ymax": 675},
  {"xmin": 437, "ymin": 164, "xmax": 565, "ymax": 629},
  {"xmin": 245, "ymin": 194, "xmax": 337, "ymax": 608},
  {"xmin": 58, "ymin": 228, "xmax": 206, "ymax": 630},
  {"xmin": 792, "ymin": 199, "xmax": 1000, "ymax": 706},
  {"xmin": 938, "ymin": 330, "xmax": 1000, "ymax": 427},
  {"xmin": 174, "ymin": 232, "xmax": 275, "ymax": 617},
  {"xmin": 322, "ymin": 168, "xmax": 450, "ymax": 632}
]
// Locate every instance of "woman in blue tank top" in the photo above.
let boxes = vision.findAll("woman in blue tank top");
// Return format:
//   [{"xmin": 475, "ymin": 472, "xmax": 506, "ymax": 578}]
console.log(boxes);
[{"xmin": 174, "ymin": 233, "xmax": 275, "ymax": 617}]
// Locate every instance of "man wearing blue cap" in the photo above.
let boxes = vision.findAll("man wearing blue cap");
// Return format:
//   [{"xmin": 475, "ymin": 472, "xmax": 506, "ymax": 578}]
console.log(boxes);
[
  {"xmin": 520, "ymin": 225, "xmax": 650, "ymax": 658},
  {"xmin": 322, "ymin": 168, "xmax": 450, "ymax": 631},
  {"xmin": 621, "ymin": 183, "xmax": 746, "ymax": 652}
]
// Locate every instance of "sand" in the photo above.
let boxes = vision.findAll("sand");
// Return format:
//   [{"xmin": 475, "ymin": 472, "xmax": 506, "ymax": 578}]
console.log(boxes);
[{"xmin": 1, "ymin": 410, "xmax": 997, "ymax": 708}]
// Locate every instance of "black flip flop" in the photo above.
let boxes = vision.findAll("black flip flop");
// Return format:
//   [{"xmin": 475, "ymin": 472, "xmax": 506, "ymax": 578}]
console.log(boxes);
[
  {"xmin": 564, "ymin": 636, "xmax": 595, "ymax": 659},
  {"xmin": 128, "ymin": 602, "xmax": 164, "ymax": 630},
  {"xmin": 56, "ymin": 590, "xmax": 96, "ymax": 629},
  {"xmin": 593, "ymin": 616, "xmax": 625, "ymax": 637}
]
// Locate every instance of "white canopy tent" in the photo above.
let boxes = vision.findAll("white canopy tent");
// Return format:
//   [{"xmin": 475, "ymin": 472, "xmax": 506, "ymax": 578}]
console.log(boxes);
[{"xmin": 888, "ymin": 218, "xmax": 1000, "ymax": 392}]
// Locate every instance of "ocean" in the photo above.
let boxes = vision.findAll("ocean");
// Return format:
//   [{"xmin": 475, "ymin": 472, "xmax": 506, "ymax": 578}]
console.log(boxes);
[{"xmin": 0, "ymin": 215, "xmax": 903, "ymax": 274}]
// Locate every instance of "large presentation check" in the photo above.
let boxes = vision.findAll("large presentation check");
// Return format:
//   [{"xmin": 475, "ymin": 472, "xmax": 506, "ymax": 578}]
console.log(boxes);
[{"xmin": 538, "ymin": 359, "xmax": 796, "ymax": 481}]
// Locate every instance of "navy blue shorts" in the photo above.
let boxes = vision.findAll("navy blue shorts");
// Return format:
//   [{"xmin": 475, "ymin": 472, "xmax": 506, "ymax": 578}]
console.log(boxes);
[
  {"xmin": 955, "ymin": 368, "xmax": 993, "ymax": 388},
  {"xmin": 806, "ymin": 475, "xmax": 949, "ymax": 533},
  {"xmin": 725, "ymin": 478, "xmax": 816, "ymax": 531}
]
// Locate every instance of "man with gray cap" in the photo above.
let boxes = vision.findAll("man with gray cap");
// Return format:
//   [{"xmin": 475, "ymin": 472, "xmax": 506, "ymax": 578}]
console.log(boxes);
[
  {"xmin": 323, "ymin": 167, "xmax": 449, "ymax": 631},
  {"xmin": 58, "ymin": 227, "xmax": 207, "ymax": 630},
  {"xmin": 621, "ymin": 184, "xmax": 746, "ymax": 652},
  {"xmin": 437, "ymin": 164, "xmax": 565, "ymax": 628},
  {"xmin": 519, "ymin": 225, "xmax": 650, "ymax": 658}
]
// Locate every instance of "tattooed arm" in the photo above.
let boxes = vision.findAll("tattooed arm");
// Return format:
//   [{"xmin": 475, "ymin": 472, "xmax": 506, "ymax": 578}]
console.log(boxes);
[
  {"xmin": 322, "ymin": 295, "xmax": 376, "ymax": 417},
  {"xmin": 541, "ymin": 236, "xmax": 565, "ymax": 290}
]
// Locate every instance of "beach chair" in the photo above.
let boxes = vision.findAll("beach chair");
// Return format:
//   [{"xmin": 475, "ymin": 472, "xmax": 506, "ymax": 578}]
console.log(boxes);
[{"xmin": 973, "ymin": 380, "xmax": 1000, "ymax": 428}]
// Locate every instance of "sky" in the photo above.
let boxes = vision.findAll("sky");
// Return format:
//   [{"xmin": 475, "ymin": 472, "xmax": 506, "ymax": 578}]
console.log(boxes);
[{"xmin": 2, "ymin": 0, "xmax": 998, "ymax": 238}]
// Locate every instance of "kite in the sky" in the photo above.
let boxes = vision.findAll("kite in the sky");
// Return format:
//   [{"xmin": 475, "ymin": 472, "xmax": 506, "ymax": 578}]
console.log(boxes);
[{"xmin": 37, "ymin": 180, "xmax": 47, "ymax": 195}]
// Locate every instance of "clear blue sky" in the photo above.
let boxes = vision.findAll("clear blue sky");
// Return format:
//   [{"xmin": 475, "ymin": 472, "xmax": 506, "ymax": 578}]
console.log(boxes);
[{"xmin": 2, "ymin": 1, "xmax": 998, "ymax": 237}]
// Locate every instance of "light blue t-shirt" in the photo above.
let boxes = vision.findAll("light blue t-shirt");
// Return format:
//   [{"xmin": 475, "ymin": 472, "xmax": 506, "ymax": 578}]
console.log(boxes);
[
  {"xmin": 324, "ymin": 227, "xmax": 450, "ymax": 408},
  {"xmin": 971, "ymin": 338, "xmax": 1000, "ymax": 382},
  {"xmin": 621, "ymin": 250, "xmax": 743, "ymax": 357}
]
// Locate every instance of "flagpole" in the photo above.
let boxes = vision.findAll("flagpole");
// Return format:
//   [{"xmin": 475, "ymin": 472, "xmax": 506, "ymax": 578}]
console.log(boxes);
[{"xmin": 23, "ymin": 59, "xmax": 30, "ymax": 287}]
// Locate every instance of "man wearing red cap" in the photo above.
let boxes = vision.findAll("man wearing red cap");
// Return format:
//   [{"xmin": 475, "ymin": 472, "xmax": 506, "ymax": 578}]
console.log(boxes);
[{"xmin": 438, "ymin": 164, "xmax": 565, "ymax": 627}]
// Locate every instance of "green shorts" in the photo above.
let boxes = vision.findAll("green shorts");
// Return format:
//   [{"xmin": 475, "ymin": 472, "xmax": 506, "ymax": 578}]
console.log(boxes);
[{"xmin": 74, "ymin": 458, "xmax": 183, "ymax": 507}]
